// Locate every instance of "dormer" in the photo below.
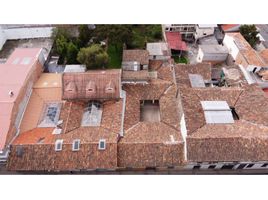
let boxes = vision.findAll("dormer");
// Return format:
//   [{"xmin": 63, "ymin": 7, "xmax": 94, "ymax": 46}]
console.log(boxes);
[
  {"xmin": 105, "ymin": 81, "xmax": 115, "ymax": 94},
  {"xmin": 65, "ymin": 82, "xmax": 77, "ymax": 92},
  {"xmin": 86, "ymin": 81, "xmax": 96, "ymax": 94}
]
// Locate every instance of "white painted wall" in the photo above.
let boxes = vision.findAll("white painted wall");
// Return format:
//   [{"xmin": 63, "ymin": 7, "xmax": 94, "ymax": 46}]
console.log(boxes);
[
  {"xmin": 180, "ymin": 113, "xmax": 187, "ymax": 161},
  {"xmin": 0, "ymin": 27, "xmax": 7, "ymax": 50},
  {"xmin": 223, "ymin": 34, "xmax": 239, "ymax": 59}
]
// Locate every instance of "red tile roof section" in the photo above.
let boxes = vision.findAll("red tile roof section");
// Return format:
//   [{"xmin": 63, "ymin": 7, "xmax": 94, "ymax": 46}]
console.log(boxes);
[{"xmin": 165, "ymin": 31, "xmax": 187, "ymax": 51}]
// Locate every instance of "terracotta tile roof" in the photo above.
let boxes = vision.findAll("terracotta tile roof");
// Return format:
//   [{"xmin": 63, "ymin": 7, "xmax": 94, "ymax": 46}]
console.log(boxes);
[
  {"xmin": 221, "ymin": 24, "xmax": 240, "ymax": 32},
  {"xmin": 165, "ymin": 31, "xmax": 187, "ymax": 51},
  {"xmin": 62, "ymin": 69, "xmax": 121, "ymax": 100},
  {"xmin": 226, "ymin": 33, "xmax": 266, "ymax": 67},
  {"xmin": 259, "ymin": 49, "xmax": 268, "ymax": 65},
  {"xmin": 122, "ymin": 50, "xmax": 149, "ymax": 65},
  {"xmin": 122, "ymin": 70, "xmax": 150, "ymax": 82},
  {"xmin": 175, "ymin": 63, "xmax": 268, "ymax": 162}
]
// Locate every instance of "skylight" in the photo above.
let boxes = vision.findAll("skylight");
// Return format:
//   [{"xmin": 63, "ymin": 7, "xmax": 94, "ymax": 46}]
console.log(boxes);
[
  {"xmin": 189, "ymin": 74, "xmax": 205, "ymax": 88},
  {"xmin": 20, "ymin": 57, "xmax": 32, "ymax": 65},
  {"xmin": 38, "ymin": 103, "xmax": 61, "ymax": 127},
  {"xmin": 201, "ymin": 101, "xmax": 234, "ymax": 124},
  {"xmin": 81, "ymin": 101, "xmax": 102, "ymax": 126}
]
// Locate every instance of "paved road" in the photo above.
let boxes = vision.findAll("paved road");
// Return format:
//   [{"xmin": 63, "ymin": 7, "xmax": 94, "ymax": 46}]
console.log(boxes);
[{"xmin": 1, "ymin": 164, "xmax": 268, "ymax": 175}]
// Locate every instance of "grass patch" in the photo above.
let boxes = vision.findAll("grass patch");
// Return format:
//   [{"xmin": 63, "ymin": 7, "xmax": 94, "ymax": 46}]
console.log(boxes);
[
  {"xmin": 107, "ymin": 44, "xmax": 122, "ymax": 68},
  {"xmin": 172, "ymin": 55, "xmax": 188, "ymax": 64}
]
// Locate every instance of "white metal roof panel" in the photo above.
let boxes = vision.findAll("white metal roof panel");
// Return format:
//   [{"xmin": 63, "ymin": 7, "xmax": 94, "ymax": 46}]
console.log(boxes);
[
  {"xmin": 204, "ymin": 110, "xmax": 234, "ymax": 124},
  {"xmin": 189, "ymin": 74, "xmax": 205, "ymax": 88},
  {"xmin": 201, "ymin": 101, "xmax": 230, "ymax": 111}
]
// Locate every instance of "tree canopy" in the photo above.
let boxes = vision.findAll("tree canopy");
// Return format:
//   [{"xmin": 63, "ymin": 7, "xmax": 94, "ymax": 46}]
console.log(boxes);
[
  {"xmin": 239, "ymin": 24, "xmax": 260, "ymax": 48},
  {"xmin": 77, "ymin": 44, "xmax": 109, "ymax": 69}
]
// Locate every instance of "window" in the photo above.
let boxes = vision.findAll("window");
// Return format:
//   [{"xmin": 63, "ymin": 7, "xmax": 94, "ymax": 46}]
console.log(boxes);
[
  {"xmin": 261, "ymin": 163, "xmax": 268, "ymax": 168},
  {"xmin": 55, "ymin": 139, "xmax": 63, "ymax": 151},
  {"xmin": 221, "ymin": 164, "xmax": 234, "ymax": 169},
  {"xmin": 208, "ymin": 165, "xmax": 216, "ymax": 169},
  {"xmin": 201, "ymin": 101, "xmax": 234, "ymax": 124},
  {"xmin": 98, "ymin": 139, "xmax": 106, "ymax": 150},
  {"xmin": 193, "ymin": 165, "xmax": 200, "ymax": 169},
  {"xmin": 72, "ymin": 139, "xmax": 80, "ymax": 151},
  {"xmin": 246, "ymin": 164, "xmax": 254, "ymax": 168},
  {"xmin": 237, "ymin": 164, "xmax": 247, "ymax": 169}
]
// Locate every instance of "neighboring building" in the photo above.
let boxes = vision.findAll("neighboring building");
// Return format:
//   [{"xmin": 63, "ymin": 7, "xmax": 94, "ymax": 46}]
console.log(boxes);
[
  {"xmin": 7, "ymin": 70, "xmax": 126, "ymax": 171},
  {"xmin": 175, "ymin": 63, "xmax": 268, "ymax": 170},
  {"xmin": 165, "ymin": 31, "xmax": 187, "ymax": 52},
  {"xmin": 197, "ymin": 45, "xmax": 228, "ymax": 64},
  {"xmin": 223, "ymin": 32, "xmax": 266, "ymax": 68},
  {"xmin": 122, "ymin": 50, "xmax": 149, "ymax": 71},
  {"xmin": 146, "ymin": 42, "xmax": 171, "ymax": 60},
  {"xmin": 163, "ymin": 24, "xmax": 196, "ymax": 41},
  {"xmin": 220, "ymin": 24, "xmax": 240, "ymax": 33},
  {"xmin": 0, "ymin": 25, "xmax": 54, "ymax": 50},
  {"xmin": 195, "ymin": 24, "xmax": 217, "ymax": 40},
  {"xmin": 256, "ymin": 24, "xmax": 268, "ymax": 49},
  {"xmin": 0, "ymin": 48, "xmax": 45, "ymax": 161}
]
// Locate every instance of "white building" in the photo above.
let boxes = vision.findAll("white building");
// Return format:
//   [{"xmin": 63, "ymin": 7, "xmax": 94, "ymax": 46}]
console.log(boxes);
[
  {"xmin": 146, "ymin": 42, "xmax": 171, "ymax": 60},
  {"xmin": 197, "ymin": 45, "xmax": 228, "ymax": 64},
  {"xmin": 195, "ymin": 24, "xmax": 217, "ymax": 40},
  {"xmin": 0, "ymin": 25, "xmax": 54, "ymax": 50}
]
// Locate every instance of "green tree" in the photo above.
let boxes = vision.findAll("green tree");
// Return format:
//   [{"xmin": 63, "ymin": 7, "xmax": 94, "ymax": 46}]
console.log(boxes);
[
  {"xmin": 66, "ymin": 42, "xmax": 79, "ymax": 64},
  {"xmin": 78, "ymin": 25, "xmax": 93, "ymax": 47},
  {"xmin": 77, "ymin": 44, "xmax": 109, "ymax": 69},
  {"xmin": 55, "ymin": 34, "xmax": 69, "ymax": 64},
  {"xmin": 239, "ymin": 24, "xmax": 260, "ymax": 48}
]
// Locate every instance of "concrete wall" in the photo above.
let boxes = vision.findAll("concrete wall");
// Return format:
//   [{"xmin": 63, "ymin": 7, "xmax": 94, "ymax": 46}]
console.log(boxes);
[
  {"xmin": 223, "ymin": 34, "xmax": 239, "ymax": 59},
  {"xmin": 195, "ymin": 27, "xmax": 215, "ymax": 40},
  {"xmin": 149, "ymin": 55, "xmax": 171, "ymax": 61},
  {"xmin": 197, "ymin": 49, "xmax": 228, "ymax": 63},
  {"xmin": 0, "ymin": 27, "xmax": 7, "ymax": 50}
]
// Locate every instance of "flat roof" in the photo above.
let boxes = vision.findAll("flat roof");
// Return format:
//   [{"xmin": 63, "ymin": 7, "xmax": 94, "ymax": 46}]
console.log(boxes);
[
  {"xmin": 0, "ymin": 48, "xmax": 42, "ymax": 150},
  {"xmin": 146, "ymin": 42, "xmax": 169, "ymax": 56},
  {"xmin": 199, "ymin": 45, "xmax": 228, "ymax": 54}
]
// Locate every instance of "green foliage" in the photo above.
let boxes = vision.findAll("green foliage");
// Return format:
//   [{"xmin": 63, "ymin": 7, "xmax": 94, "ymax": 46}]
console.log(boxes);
[
  {"xmin": 55, "ymin": 35, "xmax": 68, "ymax": 64},
  {"xmin": 239, "ymin": 24, "xmax": 260, "ymax": 48},
  {"xmin": 78, "ymin": 25, "xmax": 93, "ymax": 47},
  {"xmin": 172, "ymin": 55, "xmax": 188, "ymax": 64},
  {"xmin": 66, "ymin": 42, "xmax": 79, "ymax": 64},
  {"xmin": 77, "ymin": 44, "xmax": 109, "ymax": 69},
  {"xmin": 107, "ymin": 44, "xmax": 122, "ymax": 68}
]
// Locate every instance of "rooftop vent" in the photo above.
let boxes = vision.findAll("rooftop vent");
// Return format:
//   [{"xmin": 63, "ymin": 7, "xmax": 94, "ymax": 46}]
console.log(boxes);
[
  {"xmin": 86, "ymin": 81, "xmax": 96, "ymax": 94},
  {"xmin": 65, "ymin": 82, "xmax": 77, "ymax": 92},
  {"xmin": 201, "ymin": 101, "xmax": 234, "ymax": 124},
  {"xmin": 105, "ymin": 81, "xmax": 115, "ymax": 93},
  {"xmin": 9, "ymin": 91, "xmax": 14, "ymax": 97}
]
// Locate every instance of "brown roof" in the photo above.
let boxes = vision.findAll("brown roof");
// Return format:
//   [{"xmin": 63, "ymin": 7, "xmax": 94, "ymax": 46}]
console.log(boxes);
[
  {"xmin": 62, "ymin": 69, "xmax": 121, "ymax": 100},
  {"xmin": 259, "ymin": 49, "xmax": 268, "ymax": 65},
  {"xmin": 226, "ymin": 33, "xmax": 266, "ymax": 67},
  {"xmin": 122, "ymin": 50, "xmax": 149, "ymax": 65},
  {"xmin": 122, "ymin": 70, "xmax": 150, "ymax": 82},
  {"xmin": 175, "ymin": 63, "xmax": 268, "ymax": 162}
]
